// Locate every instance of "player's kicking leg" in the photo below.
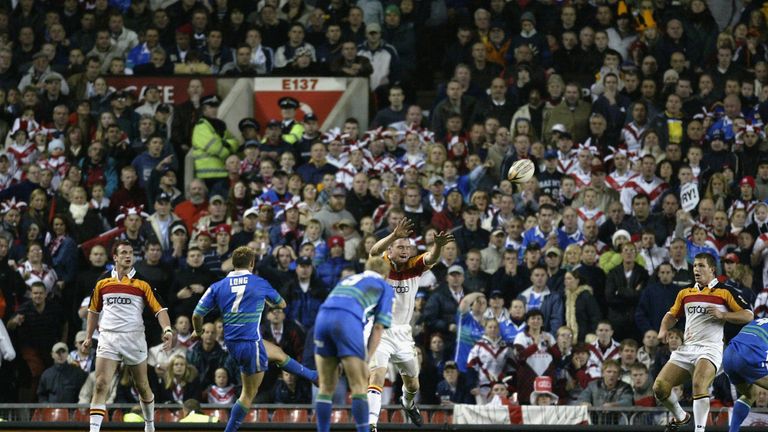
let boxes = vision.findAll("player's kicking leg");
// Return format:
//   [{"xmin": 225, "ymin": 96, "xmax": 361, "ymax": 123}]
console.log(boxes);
[
  {"xmin": 264, "ymin": 339, "xmax": 318, "ymax": 384},
  {"xmin": 691, "ymin": 358, "xmax": 717, "ymax": 432},
  {"xmin": 128, "ymin": 361, "xmax": 157, "ymax": 432},
  {"xmin": 652, "ymin": 361, "xmax": 691, "ymax": 432}
]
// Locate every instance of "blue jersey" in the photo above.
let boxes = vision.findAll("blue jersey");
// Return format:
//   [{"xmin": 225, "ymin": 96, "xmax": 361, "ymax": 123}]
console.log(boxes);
[
  {"xmin": 454, "ymin": 311, "xmax": 485, "ymax": 373},
  {"xmin": 194, "ymin": 270, "xmax": 283, "ymax": 342},
  {"xmin": 320, "ymin": 271, "xmax": 394, "ymax": 328},
  {"xmin": 723, "ymin": 318, "xmax": 768, "ymax": 385},
  {"xmin": 732, "ymin": 318, "xmax": 768, "ymax": 347}
]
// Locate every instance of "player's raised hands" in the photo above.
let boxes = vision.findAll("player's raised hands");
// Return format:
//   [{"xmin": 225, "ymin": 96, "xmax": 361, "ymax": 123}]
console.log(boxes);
[
  {"xmin": 393, "ymin": 218, "xmax": 414, "ymax": 239},
  {"xmin": 434, "ymin": 231, "xmax": 456, "ymax": 247}
]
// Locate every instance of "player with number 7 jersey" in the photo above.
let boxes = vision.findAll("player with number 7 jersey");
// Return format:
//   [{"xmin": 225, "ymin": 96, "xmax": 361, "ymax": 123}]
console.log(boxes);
[{"xmin": 193, "ymin": 246, "xmax": 315, "ymax": 432}]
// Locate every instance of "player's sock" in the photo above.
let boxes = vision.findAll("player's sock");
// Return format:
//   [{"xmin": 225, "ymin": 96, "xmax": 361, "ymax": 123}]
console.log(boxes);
[
  {"xmin": 402, "ymin": 385, "xmax": 417, "ymax": 409},
  {"xmin": 351, "ymin": 393, "xmax": 369, "ymax": 432},
  {"xmin": 279, "ymin": 357, "xmax": 318, "ymax": 383},
  {"xmin": 367, "ymin": 385, "xmax": 382, "ymax": 426},
  {"xmin": 693, "ymin": 394, "xmax": 710, "ymax": 431},
  {"xmin": 89, "ymin": 404, "xmax": 107, "ymax": 432},
  {"xmin": 658, "ymin": 390, "xmax": 687, "ymax": 422},
  {"xmin": 139, "ymin": 397, "xmax": 155, "ymax": 432},
  {"xmin": 730, "ymin": 398, "xmax": 751, "ymax": 432},
  {"xmin": 315, "ymin": 393, "xmax": 333, "ymax": 432},
  {"xmin": 225, "ymin": 400, "xmax": 247, "ymax": 432}
]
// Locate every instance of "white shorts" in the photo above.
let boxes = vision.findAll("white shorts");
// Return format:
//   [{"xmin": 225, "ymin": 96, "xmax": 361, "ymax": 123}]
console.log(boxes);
[
  {"xmin": 97, "ymin": 330, "xmax": 148, "ymax": 366},
  {"xmin": 366, "ymin": 324, "xmax": 419, "ymax": 377},
  {"xmin": 668, "ymin": 343, "xmax": 723, "ymax": 374}
]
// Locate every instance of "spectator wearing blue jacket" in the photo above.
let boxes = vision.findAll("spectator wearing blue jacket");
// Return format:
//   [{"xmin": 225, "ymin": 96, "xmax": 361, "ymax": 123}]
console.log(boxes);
[
  {"xmin": 516, "ymin": 266, "xmax": 564, "ymax": 333},
  {"xmin": 131, "ymin": 134, "xmax": 177, "ymax": 188},
  {"xmin": 635, "ymin": 262, "xmax": 682, "ymax": 336},
  {"xmin": 282, "ymin": 256, "xmax": 328, "ymax": 330},
  {"xmin": 518, "ymin": 203, "xmax": 558, "ymax": 263},
  {"xmin": 507, "ymin": 12, "xmax": 552, "ymax": 68},
  {"xmin": 125, "ymin": 28, "xmax": 162, "ymax": 70},
  {"xmin": 435, "ymin": 361, "xmax": 475, "ymax": 404},
  {"xmin": 315, "ymin": 236, "xmax": 351, "ymax": 289},
  {"xmin": 685, "ymin": 224, "xmax": 720, "ymax": 269}
]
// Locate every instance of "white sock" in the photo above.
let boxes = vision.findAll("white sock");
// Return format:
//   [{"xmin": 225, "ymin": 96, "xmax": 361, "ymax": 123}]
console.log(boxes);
[
  {"xmin": 368, "ymin": 386, "xmax": 382, "ymax": 426},
  {"xmin": 140, "ymin": 398, "xmax": 155, "ymax": 432},
  {"xmin": 693, "ymin": 396, "xmax": 710, "ymax": 431},
  {"xmin": 89, "ymin": 404, "xmax": 106, "ymax": 432},
  {"xmin": 402, "ymin": 385, "xmax": 417, "ymax": 409},
  {"xmin": 659, "ymin": 391, "xmax": 687, "ymax": 422}
]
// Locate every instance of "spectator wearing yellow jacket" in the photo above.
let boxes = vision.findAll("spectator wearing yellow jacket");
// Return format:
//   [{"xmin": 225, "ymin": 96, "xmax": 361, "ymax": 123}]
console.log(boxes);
[{"xmin": 191, "ymin": 95, "xmax": 239, "ymax": 184}]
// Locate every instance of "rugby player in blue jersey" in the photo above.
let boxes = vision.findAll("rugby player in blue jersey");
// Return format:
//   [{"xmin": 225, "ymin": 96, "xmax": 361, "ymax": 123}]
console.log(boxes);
[
  {"xmin": 314, "ymin": 256, "xmax": 394, "ymax": 432},
  {"xmin": 722, "ymin": 317, "xmax": 768, "ymax": 432},
  {"xmin": 192, "ymin": 246, "xmax": 287, "ymax": 432}
]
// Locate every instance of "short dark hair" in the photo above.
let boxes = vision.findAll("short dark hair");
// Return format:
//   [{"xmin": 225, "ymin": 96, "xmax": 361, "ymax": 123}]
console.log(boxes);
[
  {"xmin": 112, "ymin": 240, "xmax": 133, "ymax": 256},
  {"xmin": 632, "ymin": 193, "xmax": 650, "ymax": 205},
  {"xmin": 524, "ymin": 308, "xmax": 543, "ymax": 322},
  {"xmin": 538, "ymin": 203, "xmax": 557, "ymax": 214},
  {"xmin": 694, "ymin": 252, "xmax": 717, "ymax": 271},
  {"xmin": 232, "ymin": 246, "xmax": 256, "ymax": 269}
]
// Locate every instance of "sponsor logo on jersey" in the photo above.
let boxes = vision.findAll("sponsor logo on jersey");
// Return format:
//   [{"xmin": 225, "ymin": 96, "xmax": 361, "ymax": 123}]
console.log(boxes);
[
  {"xmin": 105, "ymin": 296, "xmax": 133, "ymax": 305},
  {"xmin": 687, "ymin": 305, "xmax": 709, "ymax": 314},
  {"xmin": 394, "ymin": 285, "xmax": 410, "ymax": 294}
]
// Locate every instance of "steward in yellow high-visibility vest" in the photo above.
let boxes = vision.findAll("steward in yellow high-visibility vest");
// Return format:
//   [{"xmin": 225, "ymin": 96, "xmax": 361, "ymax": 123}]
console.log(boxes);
[
  {"xmin": 191, "ymin": 95, "xmax": 239, "ymax": 179},
  {"xmin": 278, "ymin": 96, "xmax": 305, "ymax": 145}
]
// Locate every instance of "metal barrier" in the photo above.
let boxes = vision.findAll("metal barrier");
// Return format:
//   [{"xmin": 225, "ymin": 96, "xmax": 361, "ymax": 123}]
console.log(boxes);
[{"xmin": 0, "ymin": 403, "xmax": 763, "ymax": 426}]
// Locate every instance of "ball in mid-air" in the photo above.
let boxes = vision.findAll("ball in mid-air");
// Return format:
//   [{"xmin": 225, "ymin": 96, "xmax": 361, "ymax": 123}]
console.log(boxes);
[{"xmin": 507, "ymin": 159, "xmax": 535, "ymax": 183}]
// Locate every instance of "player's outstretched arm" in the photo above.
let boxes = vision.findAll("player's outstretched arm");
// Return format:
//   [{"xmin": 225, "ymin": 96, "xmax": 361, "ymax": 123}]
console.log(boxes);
[
  {"xmin": 424, "ymin": 231, "xmax": 456, "ymax": 267},
  {"xmin": 369, "ymin": 218, "xmax": 414, "ymax": 257}
]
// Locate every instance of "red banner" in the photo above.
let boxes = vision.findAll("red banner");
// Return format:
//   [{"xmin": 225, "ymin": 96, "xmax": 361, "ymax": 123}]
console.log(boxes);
[
  {"xmin": 105, "ymin": 76, "xmax": 217, "ymax": 104},
  {"xmin": 252, "ymin": 77, "xmax": 346, "ymax": 126}
]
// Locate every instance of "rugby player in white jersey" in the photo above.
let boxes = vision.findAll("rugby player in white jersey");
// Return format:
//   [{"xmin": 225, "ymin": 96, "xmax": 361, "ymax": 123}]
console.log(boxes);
[{"xmin": 367, "ymin": 218, "xmax": 455, "ymax": 430}]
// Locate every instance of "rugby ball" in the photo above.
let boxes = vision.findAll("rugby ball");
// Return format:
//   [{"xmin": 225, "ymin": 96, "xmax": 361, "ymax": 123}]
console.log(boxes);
[{"xmin": 507, "ymin": 159, "xmax": 536, "ymax": 183}]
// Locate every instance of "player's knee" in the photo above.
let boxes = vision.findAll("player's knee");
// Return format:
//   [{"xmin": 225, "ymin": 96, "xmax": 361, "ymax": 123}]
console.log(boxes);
[
  {"xmin": 404, "ymin": 378, "xmax": 419, "ymax": 392},
  {"xmin": 94, "ymin": 376, "xmax": 110, "ymax": 395},
  {"xmin": 653, "ymin": 379, "xmax": 670, "ymax": 400}
]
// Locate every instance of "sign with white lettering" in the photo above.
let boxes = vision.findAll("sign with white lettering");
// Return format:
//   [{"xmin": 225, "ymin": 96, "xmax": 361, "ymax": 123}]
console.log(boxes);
[{"xmin": 681, "ymin": 183, "xmax": 700, "ymax": 212}]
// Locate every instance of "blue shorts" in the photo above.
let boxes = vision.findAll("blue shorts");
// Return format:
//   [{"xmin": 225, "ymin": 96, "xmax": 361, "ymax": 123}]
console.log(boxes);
[
  {"xmin": 314, "ymin": 308, "xmax": 365, "ymax": 360},
  {"xmin": 225, "ymin": 339, "xmax": 268, "ymax": 375},
  {"xmin": 723, "ymin": 337, "xmax": 768, "ymax": 385}
]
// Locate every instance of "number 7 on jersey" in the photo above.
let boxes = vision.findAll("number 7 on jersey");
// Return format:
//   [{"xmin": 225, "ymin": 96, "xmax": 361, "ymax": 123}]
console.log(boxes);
[{"xmin": 231, "ymin": 285, "xmax": 246, "ymax": 313}]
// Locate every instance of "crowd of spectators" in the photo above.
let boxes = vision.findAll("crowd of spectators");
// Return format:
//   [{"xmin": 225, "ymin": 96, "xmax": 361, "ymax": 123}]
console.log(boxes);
[{"xmin": 1, "ymin": 0, "xmax": 768, "ymax": 423}]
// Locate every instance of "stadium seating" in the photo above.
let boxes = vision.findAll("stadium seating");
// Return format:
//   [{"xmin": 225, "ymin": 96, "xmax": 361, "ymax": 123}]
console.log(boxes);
[
  {"xmin": 203, "ymin": 408, "xmax": 229, "ymax": 422},
  {"xmin": 330, "ymin": 409, "xmax": 349, "ymax": 423},
  {"xmin": 429, "ymin": 410, "xmax": 451, "ymax": 424},
  {"xmin": 31, "ymin": 408, "xmax": 69, "ymax": 422},
  {"xmin": 244, "ymin": 408, "xmax": 269, "ymax": 422},
  {"xmin": 272, "ymin": 408, "xmax": 308, "ymax": 423},
  {"xmin": 155, "ymin": 408, "xmax": 180, "ymax": 423}
]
